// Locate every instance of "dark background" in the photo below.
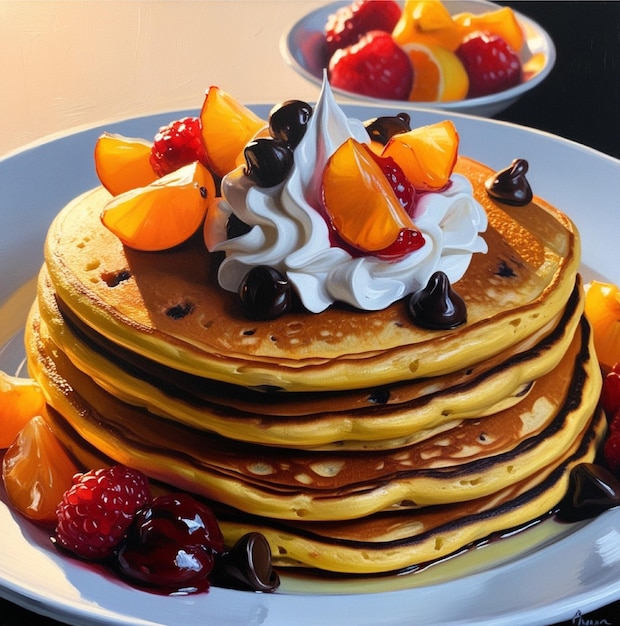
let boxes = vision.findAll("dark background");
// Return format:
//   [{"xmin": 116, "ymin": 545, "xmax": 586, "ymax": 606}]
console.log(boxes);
[
  {"xmin": 1, "ymin": 2, "xmax": 619, "ymax": 625},
  {"xmin": 496, "ymin": 1, "xmax": 620, "ymax": 159}
]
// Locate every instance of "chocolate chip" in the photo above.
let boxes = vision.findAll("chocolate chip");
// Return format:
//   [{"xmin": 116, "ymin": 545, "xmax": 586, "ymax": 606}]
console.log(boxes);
[
  {"xmin": 485, "ymin": 158, "xmax": 533, "ymax": 206},
  {"xmin": 101, "ymin": 269, "xmax": 131, "ymax": 287},
  {"xmin": 165, "ymin": 301, "xmax": 194, "ymax": 320}
]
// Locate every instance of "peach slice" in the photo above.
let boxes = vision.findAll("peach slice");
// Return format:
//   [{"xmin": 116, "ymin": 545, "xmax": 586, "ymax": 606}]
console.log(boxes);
[
  {"xmin": 322, "ymin": 139, "xmax": 421, "ymax": 255},
  {"xmin": 2, "ymin": 415, "xmax": 80, "ymax": 523},
  {"xmin": 101, "ymin": 161, "xmax": 216, "ymax": 252},
  {"xmin": 392, "ymin": 0, "xmax": 464, "ymax": 52},
  {"xmin": 381, "ymin": 120, "xmax": 459, "ymax": 192},
  {"xmin": 585, "ymin": 281, "xmax": 620, "ymax": 370},
  {"xmin": 94, "ymin": 133, "xmax": 158, "ymax": 196},
  {"xmin": 0, "ymin": 372, "xmax": 46, "ymax": 449},
  {"xmin": 200, "ymin": 86, "xmax": 266, "ymax": 178}
]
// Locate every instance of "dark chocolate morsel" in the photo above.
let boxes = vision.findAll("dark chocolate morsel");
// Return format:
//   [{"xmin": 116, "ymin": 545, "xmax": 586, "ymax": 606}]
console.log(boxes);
[
  {"xmin": 407, "ymin": 271, "xmax": 467, "ymax": 330},
  {"xmin": 364, "ymin": 113, "xmax": 411, "ymax": 145},
  {"xmin": 244, "ymin": 138, "xmax": 293, "ymax": 188},
  {"xmin": 556, "ymin": 462, "xmax": 620, "ymax": 523},
  {"xmin": 210, "ymin": 532, "xmax": 280, "ymax": 592},
  {"xmin": 238, "ymin": 265, "xmax": 292, "ymax": 320},
  {"xmin": 368, "ymin": 387, "xmax": 391, "ymax": 404},
  {"xmin": 226, "ymin": 213, "xmax": 252, "ymax": 240},
  {"xmin": 269, "ymin": 100, "xmax": 312, "ymax": 149},
  {"xmin": 485, "ymin": 158, "xmax": 533, "ymax": 206},
  {"xmin": 165, "ymin": 301, "xmax": 194, "ymax": 320}
]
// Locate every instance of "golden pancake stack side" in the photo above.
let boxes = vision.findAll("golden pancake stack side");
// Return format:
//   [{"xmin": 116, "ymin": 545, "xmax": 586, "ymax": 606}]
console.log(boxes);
[
  {"xmin": 24, "ymin": 91, "xmax": 602, "ymax": 575},
  {"xmin": 25, "ymin": 74, "xmax": 606, "ymax": 575}
]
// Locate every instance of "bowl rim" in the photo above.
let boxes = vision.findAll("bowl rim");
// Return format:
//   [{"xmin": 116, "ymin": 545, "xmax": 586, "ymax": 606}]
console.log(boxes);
[{"xmin": 280, "ymin": 0, "xmax": 557, "ymax": 113}]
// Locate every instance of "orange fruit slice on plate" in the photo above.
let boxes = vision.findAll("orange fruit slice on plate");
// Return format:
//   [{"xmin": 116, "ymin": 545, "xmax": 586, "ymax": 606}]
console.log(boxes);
[
  {"xmin": 584, "ymin": 281, "xmax": 620, "ymax": 370},
  {"xmin": 322, "ymin": 139, "xmax": 418, "ymax": 253},
  {"xmin": 403, "ymin": 42, "xmax": 469, "ymax": 102},
  {"xmin": 381, "ymin": 120, "xmax": 459, "ymax": 192},
  {"xmin": 2, "ymin": 415, "xmax": 80, "ymax": 523},
  {"xmin": 0, "ymin": 372, "xmax": 46, "ymax": 448},
  {"xmin": 453, "ymin": 7, "xmax": 524, "ymax": 53},
  {"xmin": 200, "ymin": 86, "xmax": 266, "ymax": 178},
  {"xmin": 94, "ymin": 133, "xmax": 158, "ymax": 196},
  {"xmin": 101, "ymin": 161, "xmax": 216, "ymax": 251},
  {"xmin": 392, "ymin": 0, "xmax": 463, "ymax": 51}
]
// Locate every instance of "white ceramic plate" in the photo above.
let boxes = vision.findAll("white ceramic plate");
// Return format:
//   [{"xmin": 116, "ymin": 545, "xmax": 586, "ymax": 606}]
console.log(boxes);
[
  {"xmin": 1, "ymin": 105, "xmax": 620, "ymax": 626},
  {"xmin": 281, "ymin": 0, "xmax": 556, "ymax": 117}
]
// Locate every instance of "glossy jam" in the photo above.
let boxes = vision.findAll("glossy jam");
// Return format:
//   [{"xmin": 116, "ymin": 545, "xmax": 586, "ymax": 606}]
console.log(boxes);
[{"xmin": 116, "ymin": 493, "xmax": 224, "ymax": 594}]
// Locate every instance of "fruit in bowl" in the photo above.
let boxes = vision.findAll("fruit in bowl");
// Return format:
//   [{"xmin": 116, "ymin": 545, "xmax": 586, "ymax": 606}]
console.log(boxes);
[{"xmin": 324, "ymin": 0, "xmax": 528, "ymax": 102}]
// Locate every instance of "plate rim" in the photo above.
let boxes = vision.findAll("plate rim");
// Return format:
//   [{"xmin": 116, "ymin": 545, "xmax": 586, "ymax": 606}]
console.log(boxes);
[{"xmin": 1, "ymin": 105, "xmax": 620, "ymax": 626}]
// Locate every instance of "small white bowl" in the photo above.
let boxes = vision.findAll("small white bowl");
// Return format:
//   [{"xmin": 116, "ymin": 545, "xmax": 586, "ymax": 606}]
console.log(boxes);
[{"xmin": 281, "ymin": 0, "xmax": 556, "ymax": 117}]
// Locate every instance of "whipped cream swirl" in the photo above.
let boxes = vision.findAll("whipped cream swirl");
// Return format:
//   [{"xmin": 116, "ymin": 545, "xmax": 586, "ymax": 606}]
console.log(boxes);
[{"xmin": 205, "ymin": 78, "xmax": 488, "ymax": 313}]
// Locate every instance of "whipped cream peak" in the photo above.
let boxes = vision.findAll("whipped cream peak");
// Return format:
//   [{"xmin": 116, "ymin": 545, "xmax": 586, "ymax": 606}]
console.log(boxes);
[{"xmin": 206, "ymin": 76, "xmax": 488, "ymax": 313}]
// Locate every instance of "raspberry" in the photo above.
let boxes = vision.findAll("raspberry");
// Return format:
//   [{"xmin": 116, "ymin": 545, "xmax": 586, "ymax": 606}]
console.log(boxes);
[
  {"xmin": 328, "ymin": 31, "xmax": 413, "ymax": 101},
  {"xmin": 55, "ymin": 465, "xmax": 151, "ymax": 560},
  {"xmin": 455, "ymin": 32, "xmax": 522, "ymax": 98},
  {"xmin": 149, "ymin": 117, "xmax": 209, "ymax": 177},
  {"xmin": 325, "ymin": 0, "xmax": 402, "ymax": 58}
]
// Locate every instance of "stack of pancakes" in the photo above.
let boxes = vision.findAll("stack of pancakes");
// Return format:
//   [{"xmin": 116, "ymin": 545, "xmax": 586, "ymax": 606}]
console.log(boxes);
[{"xmin": 25, "ymin": 157, "xmax": 603, "ymax": 574}]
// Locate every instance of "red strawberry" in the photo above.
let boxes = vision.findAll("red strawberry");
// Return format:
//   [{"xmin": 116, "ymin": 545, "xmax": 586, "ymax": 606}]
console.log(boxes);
[
  {"xmin": 325, "ymin": 0, "xmax": 402, "ymax": 58},
  {"xmin": 149, "ymin": 116, "xmax": 209, "ymax": 177},
  {"xmin": 329, "ymin": 31, "xmax": 413, "ymax": 101},
  {"xmin": 55, "ymin": 465, "xmax": 151, "ymax": 560},
  {"xmin": 456, "ymin": 32, "xmax": 522, "ymax": 98}
]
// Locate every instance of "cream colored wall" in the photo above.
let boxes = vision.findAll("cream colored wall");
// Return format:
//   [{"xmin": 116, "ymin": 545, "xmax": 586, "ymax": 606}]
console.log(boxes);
[{"xmin": 0, "ymin": 0, "xmax": 323, "ymax": 158}]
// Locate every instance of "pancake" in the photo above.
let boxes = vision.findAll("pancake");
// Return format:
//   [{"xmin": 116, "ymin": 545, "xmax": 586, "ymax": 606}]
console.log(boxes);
[
  {"xmin": 26, "ymin": 302, "xmax": 602, "ymax": 523},
  {"xmin": 24, "ymin": 90, "xmax": 603, "ymax": 579},
  {"xmin": 25, "ymin": 311, "xmax": 605, "ymax": 572},
  {"xmin": 217, "ymin": 409, "xmax": 606, "ymax": 573},
  {"xmin": 37, "ymin": 267, "xmax": 585, "ymax": 450},
  {"xmin": 36, "ymin": 402, "xmax": 605, "ymax": 575},
  {"xmin": 42, "ymin": 158, "xmax": 580, "ymax": 392}
]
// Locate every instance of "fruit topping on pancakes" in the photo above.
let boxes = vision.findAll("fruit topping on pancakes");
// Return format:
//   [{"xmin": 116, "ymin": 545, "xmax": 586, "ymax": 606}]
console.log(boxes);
[
  {"xmin": 321, "ymin": 138, "xmax": 424, "ymax": 258},
  {"xmin": 100, "ymin": 162, "xmax": 216, "ymax": 252},
  {"xmin": 149, "ymin": 117, "xmax": 209, "ymax": 178},
  {"xmin": 209, "ymin": 78, "xmax": 487, "ymax": 315}
]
